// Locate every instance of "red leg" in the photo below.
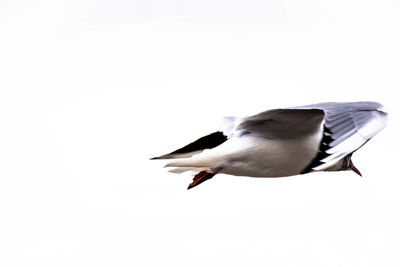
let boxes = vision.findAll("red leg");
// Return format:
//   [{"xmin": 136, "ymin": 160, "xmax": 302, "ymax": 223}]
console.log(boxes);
[{"xmin": 187, "ymin": 171, "xmax": 217, "ymax": 190}]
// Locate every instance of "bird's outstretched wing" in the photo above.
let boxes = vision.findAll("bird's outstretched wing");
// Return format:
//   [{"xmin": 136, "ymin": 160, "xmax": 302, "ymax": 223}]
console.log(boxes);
[{"xmin": 295, "ymin": 102, "xmax": 388, "ymax": 172}]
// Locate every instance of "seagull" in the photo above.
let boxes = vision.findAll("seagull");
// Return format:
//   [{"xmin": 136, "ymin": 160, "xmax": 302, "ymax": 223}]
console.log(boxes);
[{"xmin": 151, "ymin": 102, "xmax": 388, "ymax": 190}]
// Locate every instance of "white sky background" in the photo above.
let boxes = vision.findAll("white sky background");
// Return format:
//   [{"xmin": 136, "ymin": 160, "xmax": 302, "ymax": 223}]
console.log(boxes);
[{"xmin": 1, "ymin": 1, "xmax": 400, "ymax": 266}]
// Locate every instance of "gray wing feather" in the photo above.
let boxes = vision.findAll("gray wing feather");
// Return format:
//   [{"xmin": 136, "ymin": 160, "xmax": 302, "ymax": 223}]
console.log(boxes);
[{"xmin": 237, "ymin": 109, "xmax": 325, "ymax": 139}]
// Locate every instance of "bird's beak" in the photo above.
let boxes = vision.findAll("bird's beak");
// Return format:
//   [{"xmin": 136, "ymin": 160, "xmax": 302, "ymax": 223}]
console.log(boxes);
[{"xmin": 351, "ymin": 164, "xmax": 362, "ymax": 177}]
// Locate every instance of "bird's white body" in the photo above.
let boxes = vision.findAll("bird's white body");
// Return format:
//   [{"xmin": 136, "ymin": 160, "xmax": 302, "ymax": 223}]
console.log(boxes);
[{"xmin": 167, "ymin": 128, "xmax": 323, "ymax": 177}]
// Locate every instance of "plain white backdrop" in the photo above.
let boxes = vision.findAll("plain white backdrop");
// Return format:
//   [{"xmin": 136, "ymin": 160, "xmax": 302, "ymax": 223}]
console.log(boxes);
[{"xmin": 1, "ymin": 1, "xmax": 399, "ymax": 266}]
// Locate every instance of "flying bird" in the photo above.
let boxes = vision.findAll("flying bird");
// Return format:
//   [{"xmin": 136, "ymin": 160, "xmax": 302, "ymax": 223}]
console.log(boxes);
[{"xmin": 151, "ymin": 102, "xmax": 388, "ymax": 190}]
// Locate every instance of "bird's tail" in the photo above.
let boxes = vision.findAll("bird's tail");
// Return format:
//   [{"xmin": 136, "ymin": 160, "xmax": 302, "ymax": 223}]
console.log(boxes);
[{"xmin": 164, "ymin": 156, "xmax": 217, "ymax": 169}]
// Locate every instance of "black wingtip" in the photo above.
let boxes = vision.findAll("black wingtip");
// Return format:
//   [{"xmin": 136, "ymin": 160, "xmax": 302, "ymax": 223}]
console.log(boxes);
[
  {"xmin": 167, "ymin": 131, "xmax": 227, "ymax": 156},
  {"xmin": 150, "ymin": 131, "xmax": 228, "ymax": 161},
  {"xmin": 149, "ymin": 154, "xmax": 172, "ymax": 160}
]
